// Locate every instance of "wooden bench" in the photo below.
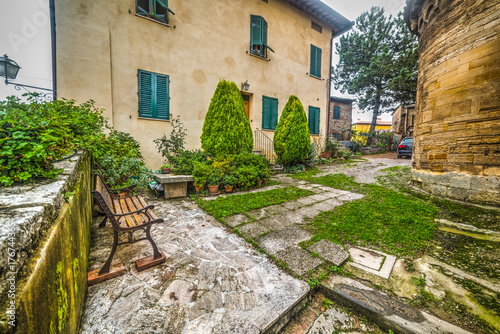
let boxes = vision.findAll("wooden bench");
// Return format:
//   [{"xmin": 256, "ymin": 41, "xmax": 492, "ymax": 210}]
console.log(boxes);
[{"xmin": 88, "ymin": 174, "xmax": 166, "ymax": 285}]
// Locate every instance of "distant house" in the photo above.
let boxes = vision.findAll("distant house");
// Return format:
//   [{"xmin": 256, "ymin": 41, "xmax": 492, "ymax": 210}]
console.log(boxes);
[
  {"xmin": 328, "ymin": 96, "xmax": 353, "ymax": 140},
  {"xmin": 391, "ymin": 104, "xmax": 415, "ymax": 139},
  {"xmin": 54, "ymin": 0, "xmax": 353, "ymax": 168},
  {"xmin": 352, "ymin": 118, "xmax": 392, "ymax": 133}
]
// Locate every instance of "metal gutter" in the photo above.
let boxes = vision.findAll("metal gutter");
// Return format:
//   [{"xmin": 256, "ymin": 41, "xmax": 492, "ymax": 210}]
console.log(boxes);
[{"xmin": 49, "ymin": 0, "xmax": 57, "ymax": 98}]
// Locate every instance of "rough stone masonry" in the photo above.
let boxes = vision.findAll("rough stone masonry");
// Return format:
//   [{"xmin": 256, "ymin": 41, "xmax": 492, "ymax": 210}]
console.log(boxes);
[{"xmin": 405, "ymin": 0, "xmax": 500, "ymax": 205}]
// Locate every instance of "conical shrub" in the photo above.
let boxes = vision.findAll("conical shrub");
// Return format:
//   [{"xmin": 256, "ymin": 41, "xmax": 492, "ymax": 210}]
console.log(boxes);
[
  {"xmin": 201, "ymin": 80, "xmax": 253, "ymax": 156},
  {"xmin": 273, "ymin": 95, "xmax": 310, "ymax": 165}
]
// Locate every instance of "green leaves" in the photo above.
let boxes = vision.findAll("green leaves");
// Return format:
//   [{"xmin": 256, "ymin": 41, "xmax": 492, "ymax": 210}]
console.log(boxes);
[
  {"xmin": 333, "ymin": 7, "xmax": 418, "ymax": 117},
  {"xmin": 273, "ymin": 96, "xmax": 311, "ymax": 166},
  {"xmin": 201, "ymin": 80, "xmax": 253, "ymax": 156}
]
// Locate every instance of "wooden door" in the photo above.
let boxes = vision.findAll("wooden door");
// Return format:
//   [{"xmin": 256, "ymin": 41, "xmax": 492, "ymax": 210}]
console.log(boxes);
[{"xmin": 242, "ymin": 94, "xmax": 250, "ymax": 118}]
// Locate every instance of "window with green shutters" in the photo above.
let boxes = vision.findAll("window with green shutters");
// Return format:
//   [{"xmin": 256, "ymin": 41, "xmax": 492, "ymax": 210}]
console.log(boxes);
[
  {"xmin": 308, "ymin": 106, "xmax": 320, "ymax": 134},
  {"xmin": 136, "ymin": 0, "xmax": 175, "ymax": 25},
  {"xmin": 333, "ymin": 105, "xmax": 341, "ymax": 119},
  {"xmin": 250, "ymin": 15, "xmax": 274, "ymax": 58},
  {"xmin": 310, "ymin": 45, "xmax": 322, "ymax": 78},
  {"xmin": 262, "ymin": 96, "xmax": 278, "ymax": 130},
  {"xmin": 138, "ymin": 69, "xmax": 170, "ymax": 120}
]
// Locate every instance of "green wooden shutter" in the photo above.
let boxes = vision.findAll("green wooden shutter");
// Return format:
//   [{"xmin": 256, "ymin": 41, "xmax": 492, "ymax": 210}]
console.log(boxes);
[
  {"xmin": 314, "ymin": 107, "xmax": 320, "ymax": 134},
  {"xmin": 251, "ymin": 15, "xmax": 262, "ymax": 45},
  {"xmin": 270, "ymin": 97, "xmax": 278, "ymax": 129},
  {"xmin": 310, "ymin": 45, "xmax": 316, "ymax": 76},
  {"xmin": 156, "ymin": 74, "xmax": 169, "ymax": 120},
  {"xmin": 262, "ymin": 96, "xmax": 270, "ymax": 129},
  {"xmin": 308, "ymin": 106, "xmax": 314, "ymax": 133},
  {"xmin": 316, "ymin": 47, "xmax": 322, "ymax": 78},
  {"xmin": 333, "ymin": 106, "xmax": 340, "ymax": 119},
  {"xmin": 138, "ymin": 70, "xmax": 153, "ymax": 118}
]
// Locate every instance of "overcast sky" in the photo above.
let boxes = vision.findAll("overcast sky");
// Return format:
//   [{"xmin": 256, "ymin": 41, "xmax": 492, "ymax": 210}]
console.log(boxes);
[{"xmin": 0, "ymin": 0, "xmax": 406, "ymax": 120}]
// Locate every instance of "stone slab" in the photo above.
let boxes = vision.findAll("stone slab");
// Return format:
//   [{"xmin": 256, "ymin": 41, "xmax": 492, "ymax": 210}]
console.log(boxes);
[
  {"xmin": 308, "ymin": 239, "xmax": 348, "ymax": 266},
  {"xmin": 321, "ymin": 276, "xmax": 472, "ymax": 334},
  {"xmin": 237, "ymin": 222, "xmax": 270, "ymax": 239},
  {"xmin": 163, "ymin": 182, "xmax": 188, "ymax": 199},
  {"xmin": 224, "ymin": 214, "xmax": 251, "ymax": 227},
  {"xmin": 154, "ymin": 174, "xmax": 194, "ymax": 184},
  {"xmin": 276, "ymin": 246, "xmax": 323, "ymax": 276},
  {"xmin": 348, "ymin": 247, "xmax": 397, "ymax": 279},
  {"xmin": 256, "ymin": 226, "xmax": 313, "ymax": 255},
  {"xmin": 258, "ymin": 215, "xmax": 295, "ymax": 230}
]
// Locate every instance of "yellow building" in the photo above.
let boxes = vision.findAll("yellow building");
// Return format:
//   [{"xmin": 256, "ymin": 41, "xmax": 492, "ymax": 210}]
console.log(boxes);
[
  {"xmin": 54, "ymin": 0, "xmax": 352, "ymax": 167},
  {"xmin": 351, "ymin": 118, "xmax": 392, "ymax": 145}
]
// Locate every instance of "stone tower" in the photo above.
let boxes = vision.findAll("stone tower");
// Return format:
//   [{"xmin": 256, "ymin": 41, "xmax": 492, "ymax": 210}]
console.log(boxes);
[{"xmin": 405, "ymin": 0, "xmax": 500, "ymax": 205}]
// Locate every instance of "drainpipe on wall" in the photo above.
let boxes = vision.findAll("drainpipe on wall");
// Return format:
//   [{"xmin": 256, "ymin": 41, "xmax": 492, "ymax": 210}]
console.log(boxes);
[{"xmin": 49, "ymin": 0, "xmax": 57, "ymax": 98}]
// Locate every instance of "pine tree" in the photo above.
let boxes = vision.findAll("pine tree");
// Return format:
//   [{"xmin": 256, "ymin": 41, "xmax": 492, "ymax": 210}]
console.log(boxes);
[
  {"xmin": 273, "ymin": 95, "xmax": 310, "ymax": 165},
  {"xmin": 201, "ymin": 80, "xmax": 253, "ymax": 156},
  {"xmin": 333, "ymin": 7, "xmax": 418, "ymax": 145}
]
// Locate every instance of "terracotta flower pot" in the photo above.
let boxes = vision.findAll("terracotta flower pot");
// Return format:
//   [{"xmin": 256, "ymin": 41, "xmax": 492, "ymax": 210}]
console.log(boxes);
[
  {"xmin": 257, "ymin": 180, "xmax": 263, "ymax": 186},
  {"xmin": 322, "ymin": 151, "xmax": 332, "ymax": 159},
  {"xmin": 224, "ymin": 185, "xmax": 234, "ymax": 193},
  {"xmin": 194, "ymin": 184, "xmax": 205, "ymax": 193},
  {"xmin": 208, "ymin": 184, "xmax": 219, "ymax": 195},
  {"xmin": 161, "ymin": 167, "xmax": 171, "ymax": 174}
]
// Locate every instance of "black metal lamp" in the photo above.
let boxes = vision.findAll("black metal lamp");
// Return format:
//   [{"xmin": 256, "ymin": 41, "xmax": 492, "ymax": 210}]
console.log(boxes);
[
  {"xmin": 241, "ymin": 80, "xmax": 250, "ymax": 92},
  {"xmin": 0, "ymin": 54, "xmax": 55, "ymax": 100},
  {"xmin": 0, "ymin": 54, "xmax": 21, "ymax": 83}
]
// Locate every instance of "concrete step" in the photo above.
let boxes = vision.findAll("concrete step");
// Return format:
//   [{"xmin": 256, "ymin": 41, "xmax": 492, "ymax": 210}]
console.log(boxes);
[{"xmin": 320, "ymin": 276, "xmax": 472, "ymax": 334}]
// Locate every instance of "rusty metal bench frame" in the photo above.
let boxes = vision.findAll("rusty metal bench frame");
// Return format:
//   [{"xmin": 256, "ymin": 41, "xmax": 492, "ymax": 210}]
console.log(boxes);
[{"xmin": 89, "ymin": 174, "xmax": 166, "ymax": 284}]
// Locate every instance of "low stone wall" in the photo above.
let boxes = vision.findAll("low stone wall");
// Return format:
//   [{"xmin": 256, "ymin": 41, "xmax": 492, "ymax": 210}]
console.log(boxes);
[
  {"xmin": 411, "ymin": 169, "xmax": 500, "ymax": 205},
  {"xmin": 359, "ymin": 146, "xmax": 386, "ymax": 155},
  {"xmin": 0, "ymin": 152, "xmax": 92, "ymax": 333}
]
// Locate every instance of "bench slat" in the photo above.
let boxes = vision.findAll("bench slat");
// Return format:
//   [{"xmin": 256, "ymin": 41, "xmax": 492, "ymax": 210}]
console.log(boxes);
[
  {"xmin": 126, "ymin": 197, "xmax": 145, "ymax": 226},
  {"xmin": 119, "ymin": 198, "xmax": 135, "ymax": 228},
  {"xmin": 138, "ymin": 196, "xmax": 159, "ymax": 220},
  {"xmin": 131, "ymin": 196, "xmax": 149, "ymax": 223}
]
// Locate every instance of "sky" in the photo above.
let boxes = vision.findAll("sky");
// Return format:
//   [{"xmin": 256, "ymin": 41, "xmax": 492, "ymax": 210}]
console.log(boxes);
[{"xmin": 0, "ymin": 0, "xmax": 406, "ymax": 121}]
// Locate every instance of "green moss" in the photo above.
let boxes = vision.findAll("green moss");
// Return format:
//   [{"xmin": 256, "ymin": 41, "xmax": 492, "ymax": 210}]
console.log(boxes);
[
  {"xmin": 56, "ymin": 262, "xmax": 68, "ymax": 332},
  {"xmin": 72, "ymin": 258, "xmax": 79, "ymax": 296},
  {"xmin": 427, "ymin": 231, "xmax": 499, "ymax": 280}
]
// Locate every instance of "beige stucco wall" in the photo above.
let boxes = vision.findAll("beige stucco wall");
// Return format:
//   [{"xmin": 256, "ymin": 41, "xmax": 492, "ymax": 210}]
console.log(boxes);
[{"xmin": 55, "ymin": 0, "xmax": 334, "ymax": 168}]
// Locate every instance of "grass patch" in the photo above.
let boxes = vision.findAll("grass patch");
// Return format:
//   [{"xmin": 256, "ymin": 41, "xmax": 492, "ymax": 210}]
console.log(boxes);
[
  {"xmin": 198, "ymin": 186, "xmax": 314, "ymax": 218},
  {"xmin": 310, "ymin": 183, "xmax": 438, "ymax": 257},
  {"xmin": 297, "ymin": 172, "xmax": 438, "ymax": 257}
]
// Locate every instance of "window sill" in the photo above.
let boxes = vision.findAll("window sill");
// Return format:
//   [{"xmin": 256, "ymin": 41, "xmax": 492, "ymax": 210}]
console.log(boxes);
[
  {"xmin": 248, "ymin": 52, "xmax": 270, "ymax": 61},
  {"xmin": 308, "ymin": 74, "xmax": 322, "ymax": 80},
  {"xmin": 261, "ymin": 128, "xmax": 275, "ymax": 132},
  {"xmin": 138, "ymin": 117, "xmax": 170, "ymax": 122},
  {"xmin": 135, "ymin": 13, "xmax": 170, "ymax": 27}
]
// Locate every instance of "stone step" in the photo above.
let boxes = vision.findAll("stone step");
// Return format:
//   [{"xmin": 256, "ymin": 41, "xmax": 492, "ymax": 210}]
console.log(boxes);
[{"xmin": 320, "ymin": 276, "xmax": 472, "ymax": 334}]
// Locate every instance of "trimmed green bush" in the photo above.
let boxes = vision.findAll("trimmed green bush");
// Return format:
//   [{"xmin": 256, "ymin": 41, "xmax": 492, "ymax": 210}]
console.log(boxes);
[
  {"xmin": 201, "ymin": 80, "xmax": 253, "ymax": 156},
  {"xmin": 273, "ymin": 96, "xmax": 310, "ymax": 165}
]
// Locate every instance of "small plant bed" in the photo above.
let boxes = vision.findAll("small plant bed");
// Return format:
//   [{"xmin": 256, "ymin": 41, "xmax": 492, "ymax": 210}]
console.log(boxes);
[{"xmin": 197, "ymin": 186, "xmax": 314, "ymax": 219}]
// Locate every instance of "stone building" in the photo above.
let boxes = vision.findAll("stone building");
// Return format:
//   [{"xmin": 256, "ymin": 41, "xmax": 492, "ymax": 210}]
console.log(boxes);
[
  {"xmin": 391, "ymin": 104, "xmax": 416, "ymax": 139},
  {"xmin": 54, "ymin": 0, "xmax": 352, "ymax": 168},
  {"xmin": 405, "ymin": 0, "xmax": 500, "ymax": 205},
  {"xmin": 328, "ymin": 96, "xmax": 353, "ymax": 140}
]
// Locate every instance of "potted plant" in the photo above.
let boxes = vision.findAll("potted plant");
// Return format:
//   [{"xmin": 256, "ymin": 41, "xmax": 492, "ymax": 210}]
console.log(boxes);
[
  {"xmin": 323, "ymin": 137, "xmax": 338, "ymax": 159},
  {"xmin": 161, "ymin": 164, "xmax": 171, "ymax": 174},
  {"xmin": 257, "ymin": 169, "xmax": 270, "ymax": 186},
  {"xmin": 192, "ymin": 161, "xmax": 212, "ymax": 194},
  {"xmin": 207, "ymin": 169, "xmax": 221, "ymax": 195},
  {"xmin": 222, "ymin": 174, "xmax": 237, "ymax": 193}
]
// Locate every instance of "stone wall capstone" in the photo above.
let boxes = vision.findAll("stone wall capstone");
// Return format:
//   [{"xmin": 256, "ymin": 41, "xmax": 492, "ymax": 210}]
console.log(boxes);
[{"xmin": 0, "ymin": 152, "xmax": 92, "ymax": 333}]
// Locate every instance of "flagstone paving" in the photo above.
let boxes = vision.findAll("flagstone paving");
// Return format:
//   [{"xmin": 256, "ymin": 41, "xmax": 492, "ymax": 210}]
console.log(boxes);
[{"xmin": 80, "ymin": 197, "xmax": 309, "ymax": 334}]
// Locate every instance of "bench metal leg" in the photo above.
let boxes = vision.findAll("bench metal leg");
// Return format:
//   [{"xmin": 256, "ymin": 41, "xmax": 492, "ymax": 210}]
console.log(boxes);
[
  {"xmin": 146, "ymin": 225, "xmax": 162, "ymax": 260},
  {"xmin": 98, "ymin": 216, "xmax": 108, "ymax": 228},
  {"xmin": 99, "ymin": 230, "xmax": 119, "ymax": 275}
]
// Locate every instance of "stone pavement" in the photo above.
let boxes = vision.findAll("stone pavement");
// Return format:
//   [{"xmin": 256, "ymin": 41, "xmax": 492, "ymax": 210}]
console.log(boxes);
[{"xmin": 80, "ymin": 197, "xmax": 309, "ymax": 334}]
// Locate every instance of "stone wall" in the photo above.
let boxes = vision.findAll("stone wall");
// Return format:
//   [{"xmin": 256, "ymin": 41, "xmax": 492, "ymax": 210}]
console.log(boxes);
[
  {"xmin": 405, "ymin": 0, "xmax": 500, "ymax": 205},
  {"xmin": 329, "ymin": 97, "xmax": 353, "ymax": 140},
  {"xmin": 0, "ymin": 152, "xmax": 92, "ymax": 333}
]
